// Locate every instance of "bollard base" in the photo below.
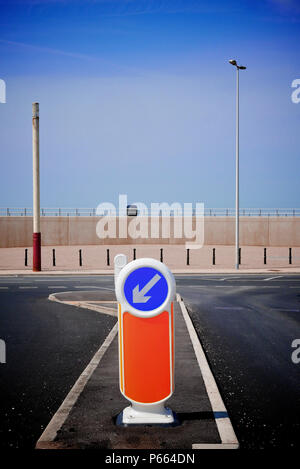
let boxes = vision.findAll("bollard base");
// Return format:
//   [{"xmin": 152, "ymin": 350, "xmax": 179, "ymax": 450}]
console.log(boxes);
[{"xmin": 116, "ymin": 403, "xmax": 177, "ymax": 426}]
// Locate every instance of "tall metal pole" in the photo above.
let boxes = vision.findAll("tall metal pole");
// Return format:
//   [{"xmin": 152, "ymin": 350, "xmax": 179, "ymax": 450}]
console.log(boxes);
[
  {"xmin": 32, "ymin": 102, "xmax": 41, "ymax": 271},
  {"xmin": 229, "ymin": 60, "xmax": 246, "ymax": 269},
  {"xmin": 235, "ymin": 68, "xmax": 239, "ymax": 270}
]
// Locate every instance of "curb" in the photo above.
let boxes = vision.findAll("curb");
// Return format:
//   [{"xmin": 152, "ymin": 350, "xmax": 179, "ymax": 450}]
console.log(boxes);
[{"xmin": 48, "ymin": 292, "xmax": 118, "ymax": 317}]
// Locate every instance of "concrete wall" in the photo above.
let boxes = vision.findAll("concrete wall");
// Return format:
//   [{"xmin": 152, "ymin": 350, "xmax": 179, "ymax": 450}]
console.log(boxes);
[{"xmin": 0, "ymin": 216, "xmax": 299, "ymax": 248}]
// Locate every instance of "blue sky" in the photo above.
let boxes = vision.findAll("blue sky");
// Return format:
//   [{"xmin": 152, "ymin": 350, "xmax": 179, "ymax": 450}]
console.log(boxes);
[{"xmin": 0, "ymin": 0, "xmax": 299, "ymax": 209}]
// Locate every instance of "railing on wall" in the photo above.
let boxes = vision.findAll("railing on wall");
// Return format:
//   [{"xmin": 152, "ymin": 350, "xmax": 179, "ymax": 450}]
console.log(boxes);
[{"xmin": 0, "ymin": 208, "xmax": 300, "ymax": 217}]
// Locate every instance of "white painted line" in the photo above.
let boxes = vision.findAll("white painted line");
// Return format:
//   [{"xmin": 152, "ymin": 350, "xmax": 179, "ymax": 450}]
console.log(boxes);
[
  {"xmin": 74, "ymin": 286, "xmax": 102, "ymax": 289},
  {"xmin": 177, "ymin": 293, "xmax": 239, "ymax": 450},
  {"xmin": 184, "ymin": 285, "xmax": 252, "ymax": 288},
  {"xmin": 263, "ymin": 276, "xmax": 283, "ymax": 281},
  {"xmin": 223, "ymin": 279, "xmax": 284, "ymax": 282},
  {"xmin": 35, "ymin": 279, "xmax": 105, "ymax": 282},
  {"xmin": 213, "ymin": 285, "xmax": 237, "ymax": 288},
  {"xmin": 19, "ymin": 286, "xmax": 38, "ymax": 289},
  {"xmin": 47, "ymin": 286, "xmax": 66, "ymax": 289},
  {"xmin": 35, "ymin": 279, "xmax": 72, "ymax": 282},
  {"xmin": 182, "ymin": 285, "xmax": 208, "ymax": 288},
  {"xmin": 265, "ymin": 280, "xmax": 300, "ymax": 282},
  {"xmin": 36, "ymin": 323, "xmax": 118, "ymax": 449},
  {"xmin": 0, "ymin": 281, "xmax": 31, "ymax": 283},
  {"xmin": 184, "ymin": 285, "xmax": 282, "ymax": 289},
  {"xmin": 214, "ymin": 285, "xmax": 249, "ymax": 288},
  {"xmin": 262, "ymin": 286, "xmax": 281, "ymax": 288},
  {"xmin": 219, "ymin": 277, "xmax": 240, "ymax": 281},
  {"xmin": 0, "ymin": 286, "xmax": 9, "ymax": 289},
  {"xmin": 192, "ymin": 443, "xmax": 240, "ymax": 449}
]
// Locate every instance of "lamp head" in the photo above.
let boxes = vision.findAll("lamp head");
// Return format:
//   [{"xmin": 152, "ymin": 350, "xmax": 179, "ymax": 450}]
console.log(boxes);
[{"xmin": 229, "ymin": 59, "xmax": 237, "ymax": 66}]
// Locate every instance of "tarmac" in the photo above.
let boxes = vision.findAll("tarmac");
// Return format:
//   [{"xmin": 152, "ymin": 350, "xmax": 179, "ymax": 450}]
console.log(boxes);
[{"xmin": 35, "ymin": 291, "xmax": 239, "ymax": 450}]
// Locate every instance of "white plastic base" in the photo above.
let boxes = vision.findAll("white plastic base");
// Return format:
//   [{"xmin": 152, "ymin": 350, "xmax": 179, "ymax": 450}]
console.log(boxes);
[{"xmin": 122, "ymin": 402, "xmax": 174, "ymax": 425}]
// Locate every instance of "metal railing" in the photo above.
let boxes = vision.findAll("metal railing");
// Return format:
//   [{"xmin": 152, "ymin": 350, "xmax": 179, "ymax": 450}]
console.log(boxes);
[{"xmin": 1, "ymin": 208, "xmax": 300, "ymax": 217}]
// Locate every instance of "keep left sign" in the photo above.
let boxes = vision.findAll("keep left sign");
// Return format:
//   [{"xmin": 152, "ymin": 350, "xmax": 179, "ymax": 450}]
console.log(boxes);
[{"xmin": 124, "ymin": 266, "xmax": 169, "ymax": 312}]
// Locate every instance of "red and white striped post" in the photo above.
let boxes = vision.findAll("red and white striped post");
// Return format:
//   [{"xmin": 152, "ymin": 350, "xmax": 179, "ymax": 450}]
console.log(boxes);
[{"xmin": 32, "ymin": 102, "xmax": 41, "ymax": 271}]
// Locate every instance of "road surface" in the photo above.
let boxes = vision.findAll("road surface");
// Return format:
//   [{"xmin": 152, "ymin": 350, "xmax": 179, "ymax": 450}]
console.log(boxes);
[{"xmin": 0, "ymin": 273, "xmax": 299, "ymax": 448}]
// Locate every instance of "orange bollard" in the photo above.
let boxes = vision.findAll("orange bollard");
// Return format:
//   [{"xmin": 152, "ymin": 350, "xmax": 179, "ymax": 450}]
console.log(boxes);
[{"xmin": 115, "ymin": 256, "xmax": 176, "ymax": 425}]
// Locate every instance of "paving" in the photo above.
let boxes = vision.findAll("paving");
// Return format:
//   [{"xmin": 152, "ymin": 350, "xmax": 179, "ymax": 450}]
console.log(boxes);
[
  {"xmin": 0, "ymin": 244, "xmax": 299, "ymax": 271},
  {"xmin": 36, "ymin": 291, "xmax": 228, "ymax": 449}
]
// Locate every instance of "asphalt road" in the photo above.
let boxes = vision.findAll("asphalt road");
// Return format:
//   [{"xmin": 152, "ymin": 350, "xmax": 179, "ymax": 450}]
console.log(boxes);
[
  {"xmin": 0, "ymin": 275, "xmax": 116, "ymax": 449},
  {"xmin": 0, "ymin": 273, "xmax": 299, "ymax": 449},
  {"xmin": 176, "ymin": 273, "xmax": 300, "ymax": 449}
]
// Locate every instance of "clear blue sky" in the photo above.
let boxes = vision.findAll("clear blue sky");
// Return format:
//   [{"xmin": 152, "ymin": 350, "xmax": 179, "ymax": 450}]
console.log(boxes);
[{"xmin": 0, "ymin": 0, "xmax": 299, "ymax": 209}]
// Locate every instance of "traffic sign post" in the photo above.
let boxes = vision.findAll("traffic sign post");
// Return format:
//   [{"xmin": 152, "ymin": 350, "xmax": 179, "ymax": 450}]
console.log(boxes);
[{"xmin": 114, "ymin": 255, "xmax": 176, "ymax": 425}]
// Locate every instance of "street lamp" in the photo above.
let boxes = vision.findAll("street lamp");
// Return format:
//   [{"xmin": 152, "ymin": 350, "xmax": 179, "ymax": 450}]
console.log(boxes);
[{"xmin": 229, "ymin": 59, "xmax": 246, "ymax": 270}]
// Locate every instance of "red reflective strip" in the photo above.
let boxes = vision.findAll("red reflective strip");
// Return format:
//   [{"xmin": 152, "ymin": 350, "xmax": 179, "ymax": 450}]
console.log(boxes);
[{"xmin": 118, "ymin": 304, "xmax": 123, "ymax": 393}]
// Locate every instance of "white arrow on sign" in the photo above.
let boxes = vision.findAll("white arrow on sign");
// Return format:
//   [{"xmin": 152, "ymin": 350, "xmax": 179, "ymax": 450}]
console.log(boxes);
[{"xmin": 132, "ymin": 273, "xmax": 162, "ymax": 303}]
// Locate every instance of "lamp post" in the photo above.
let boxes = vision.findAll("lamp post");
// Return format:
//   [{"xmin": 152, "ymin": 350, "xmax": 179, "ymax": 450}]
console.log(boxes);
[
  {"xmin": 229, "ymin": 60, "xmax": 246, "ymax": 270},
  {"xmin": 32, "ymin": 102, "xmax": 41, "ymax": 271}
]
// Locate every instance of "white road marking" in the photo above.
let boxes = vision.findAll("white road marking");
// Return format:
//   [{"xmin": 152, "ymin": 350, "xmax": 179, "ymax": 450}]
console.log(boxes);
[
  {"xmin": 34, "ymin": 279, "xmax": 102, "ymax": 282},
  {"xmin": 214, "ymin": 285, "xmax": 256, "ymax": 288},
  {"xmin": 74, "ymin": 286, "xmax": 101, "ymax": 289},
  {"xmin": 0, "ymin": 281, "xmax": 34, "ymax": 284},
  {"xmin": 263, "ymin": 276, "xmax": 283, "ymax": 281},
  {"xmin": 219, "ymin": 277, "xmax": 240, "ymax": 281},
  {"xmin": 262, "ymin": 286, "xmax": 281, "ymax": 288},
  {"xmin": 0, "ymin": 286, "xmax": 9, "ymax": 289},
  {"xmin": 36, "ymin": 323, "xmax": 118, "ymax": 448},
  {"xmin": 184, "ymin": 279, "xmax": 300, "ymax": 283},
  {"xmin": 19, "ymin": 286, "xmax": 38, "ymax": 289},
  {"xmin": 34, "ymin": 278, "xmax": 107, "ymax": 282},
  {"xmin": 264, "ymin": 279, "xmax": 300, "ymax": 282},
  {"xmin": 35, "ymin": 279, "xmax": 72, "ymax": 282},
  {"xmin": 177, "ymin": 294, "xmax": 239, "ymax": 449},
  {"xmin": 183, "ymin": 279, "xmax": 292, "ymax": 284},
  {"xmin": 47, "ymin": 286, "xmax": 66, "ymax": 289},
  {"xmin": 184, "ymin": 284, "xmax": 252, "ymax": 288}
]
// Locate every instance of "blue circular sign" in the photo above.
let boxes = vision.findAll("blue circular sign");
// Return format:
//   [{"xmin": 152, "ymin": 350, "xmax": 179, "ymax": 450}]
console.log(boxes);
[{"xmin": 123, "ymin": 266, "xmax": 169, "ymax": 312}]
